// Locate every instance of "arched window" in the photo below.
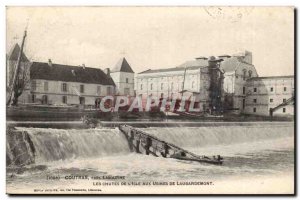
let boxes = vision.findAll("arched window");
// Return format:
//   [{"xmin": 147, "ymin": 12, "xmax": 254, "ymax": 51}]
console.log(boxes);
[
  {"xmin": 248, "ymin": 70, "xmax": 252, "ymax": 78},
  {"xmin": 243, "ymin": 69, "xmax": 247, "ymax": 80}
]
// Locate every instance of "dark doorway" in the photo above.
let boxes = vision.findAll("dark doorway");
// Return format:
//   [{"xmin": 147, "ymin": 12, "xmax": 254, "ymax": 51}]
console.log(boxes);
[{"xmin": 79, "ymin": 97, "xmax": 85, "ymax": 105}]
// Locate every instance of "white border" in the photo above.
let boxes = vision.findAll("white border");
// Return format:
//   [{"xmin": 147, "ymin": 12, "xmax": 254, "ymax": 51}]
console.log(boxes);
[{"xmin": 0, "ymin": 0, "xmax": 298, "ymax": 199}]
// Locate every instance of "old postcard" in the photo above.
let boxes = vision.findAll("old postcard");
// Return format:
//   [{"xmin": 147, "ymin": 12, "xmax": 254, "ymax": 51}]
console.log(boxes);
[{"xmin": 6, "ymin": 6, "xmax": 295, "ymax": 195}]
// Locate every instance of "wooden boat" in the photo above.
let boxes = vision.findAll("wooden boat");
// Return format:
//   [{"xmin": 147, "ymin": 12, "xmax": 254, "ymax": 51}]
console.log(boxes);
[{"xmin": 118, "ymin": 125, "xmax": 223, "ymax": 165}]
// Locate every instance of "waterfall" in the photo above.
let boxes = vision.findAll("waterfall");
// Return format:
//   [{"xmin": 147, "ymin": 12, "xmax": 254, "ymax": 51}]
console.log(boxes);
[
  {"xmin": 14, "ymin": 127, "xmax": 130, "ymax": 163},
  {"xmin": 7, "ymin": 123, "xmax": 293, "ymax": 166},
  {"xmin": 142, "ymin": 125, "xmax": 294, "ymax": 148}
]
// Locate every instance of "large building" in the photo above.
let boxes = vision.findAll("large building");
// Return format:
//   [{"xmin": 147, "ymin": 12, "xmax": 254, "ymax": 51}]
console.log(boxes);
[
  {"xmin": 136, "ymin": 56, "xmax": 224, "ymax": 112},
  {"xmin": 136, "ymin": 51, "xmax": 257, "ymax": 113},
  {"xmin": 6, "ymin": 44, "xmax": 116, "ymax": 107},
  {"xmin": 244, "ymin": 76, "xmax": 294, "ymax": 116}
]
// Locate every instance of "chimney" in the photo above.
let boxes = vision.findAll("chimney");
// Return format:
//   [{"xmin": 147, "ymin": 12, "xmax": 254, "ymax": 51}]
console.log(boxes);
[
  {"xmin": 104, "ymin": 68, "xmax": 110, "ymax": 77},
  {"xmin": 208, "ymin": 56, "xmax": 223, "ymax": 68},
  {"xmin": 82, "ymin": 64, "xmax": 86, "ymax": 69},
  {"xmin": 244, "ymin": 51, "xmax": 252, "ymax": 64},
  {"xmin": 48, "ymin": 59, "xmax": 52, "ymax": 67}
]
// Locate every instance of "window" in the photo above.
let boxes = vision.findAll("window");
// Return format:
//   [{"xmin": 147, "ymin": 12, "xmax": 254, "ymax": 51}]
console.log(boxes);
[
  {"xmin": 243, "ymin": 87, "xmax": 245, "ymax": 95},
  {"xmin": 80, "ymin": 85, "xmax": 84, "ymax": 93},
  {"xmin": 171, "ymin": 83, "xmax": 174, "ymax": 90},
  {"xmin": 44, "ymin": 82, "xmax": 48, "ymax": 91},
  {"xmin": 31, "ymin": 80, "xmax": 37, "ymax": 91},
  {"xmin": 79, "ymin": 97, "xmax": 85, "ymax": 105},
  {"xmin": 140, "ymin": 84, "xmax": 143, "ymax": 90},
  {"xmin": 96, "ymin": 86, "xmax": 101, "ymax": 95},
  {"xmin": 161, "ymin": 93, "xmax": 164, "ymax": 98},
  {"xmin": 42, "ymin": 95, "xmax": 48, "ymax": 104},
  {"xmin": 270, "ymin": 87, "xmax": 273, "ymax": 92},
  {"xmin": 253, "ymin": 107, "xmax": 256, "ymax": 113},
  {"xmin": 283, "ymin": 108, "xmax": 286, "ymax": 113},
  {"xmin": 62, "ymin": 96, "xmax": 67, "ymax": 104},
  {"xmin": 283, "ymin": 98, "xmax": 286, "ymax": 103},
  {"xmin": 62, "ymin": 83, "xmax": 67, "ymax": 92},
  {"xmin": 126, "ymin": 78, "xmax": 129, "ymax": 83},
  {"xmin": 107, "ymin": 87, "xmax": 112, "ymax": 95},
  {"xmin": 284, "ymin": 87, "xmax": 287, "ymax": 92},
  {"xmin": 254, "ymin": 88, "xmax": 257, "ymax": 92},
  {"xmin": 150, "ymin": 83, "xmax": 153, "ymax": 90},
  {"xmin": 253, "ymin": 99, "xmax": 257, "ymax": 103},
  {"xmin": 124, "ymin": 88, "xmax": 130, "ymax": 95},
  {"xmin": 270, "ymin": 98, "xmax": 273, "ymax": 103},
  {"xmin": 243, "ymin": 69, "xmax": 247, "ymax": 80},
  {"xmin": 31, "ymin": 94, "xmax": 36, "ymax": 103},
  {"xmin": 248, "ymin": 70, "xmax": 252, "ymax": 78},
  {"xmin": 192, "ymin": 81, "xmax": 195, "ymax": 88},
  {"xmin": 161, "ymin": 83, "xmax": 164, "ymax": 90}
]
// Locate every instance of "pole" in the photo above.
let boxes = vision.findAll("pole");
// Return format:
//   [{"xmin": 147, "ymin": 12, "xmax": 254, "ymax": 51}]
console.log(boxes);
[
  {"xmin": 7, "ymin": 30, "xmax": 27, "ymax": 106},
  {"xmin": 181, "ymin": 67, "xmax": 188, "ymax": 101}
]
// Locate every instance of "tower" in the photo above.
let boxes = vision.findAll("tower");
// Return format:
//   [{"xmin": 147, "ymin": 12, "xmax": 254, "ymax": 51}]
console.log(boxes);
[
  {"xmin": 6, "ymin": 43, "xmax": 30, "ymax": 88},
  {"xmin": 110, "ymin": 57, "xmax": 135, "ymax": 96}
]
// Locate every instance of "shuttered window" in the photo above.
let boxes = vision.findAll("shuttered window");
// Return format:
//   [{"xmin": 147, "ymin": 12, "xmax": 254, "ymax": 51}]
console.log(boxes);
[{"xmin": 62, "ymin": 83, "xmax": 67, "ymax": 92}]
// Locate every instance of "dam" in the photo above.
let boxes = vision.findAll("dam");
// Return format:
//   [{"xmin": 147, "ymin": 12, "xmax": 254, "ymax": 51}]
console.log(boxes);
[{"xmin": 6, "ymin": 122, "xmax": 294, "ymax": 194}]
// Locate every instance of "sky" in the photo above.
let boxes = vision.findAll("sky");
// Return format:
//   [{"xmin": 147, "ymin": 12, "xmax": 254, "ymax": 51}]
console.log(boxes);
[{"xmin": 6, "ymin": 7, "xmax": 294, "ymax": 76}]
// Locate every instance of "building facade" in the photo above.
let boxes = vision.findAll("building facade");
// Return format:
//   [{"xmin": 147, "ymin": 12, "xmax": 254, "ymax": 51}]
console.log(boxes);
[
  {"xmin": 244, "ymin": 76, "xmax": 294, "ymax": 116},
  {"xmin": 7, "ymin": 44, "xmax": 116, "ymax": 107},
  {"xmin": 221, "ymin": 51, "xmax": 259, "ymax": 113},
  {"xmin": 136, "ymin": 57, "xmax": 224, "ymax": 112},
  {"xmin": 110, "ymin": 58, "xmax": 135, "ymax": 96}
]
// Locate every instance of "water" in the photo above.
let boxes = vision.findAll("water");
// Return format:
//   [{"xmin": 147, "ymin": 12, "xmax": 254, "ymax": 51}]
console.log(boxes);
[{"xmin": 6, "ymin": 123, "xmax": 294, "ymax": 194}]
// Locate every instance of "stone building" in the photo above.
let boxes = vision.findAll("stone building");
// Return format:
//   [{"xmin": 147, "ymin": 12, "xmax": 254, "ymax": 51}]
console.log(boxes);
[
  {"xmin": 6, "ymin": 44, "xmax": 116, "ymax": 107},
  {"xmin": 110, "ymin": 57, "xmax": 135, "ymax": 96},
  {"xmin": 244, "ymin": 76, "xmax": 294, "ymax": 116},
  {"xmin": 221, "ymin": 51, "xmax": 259, "ymax": 113},
  {"xmin": 136, "ymin": 56, "xmax": 224, "ymax": 112}
]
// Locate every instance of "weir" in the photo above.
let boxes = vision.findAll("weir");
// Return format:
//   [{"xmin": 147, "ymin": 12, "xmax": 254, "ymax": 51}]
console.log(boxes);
[
  {"xmin": 119, "ymin": 125, "xmax": 224, "ymax": 165},
  {"xmin": 6, "ymin": 123, "xmax": 293, "ymax": 166}
]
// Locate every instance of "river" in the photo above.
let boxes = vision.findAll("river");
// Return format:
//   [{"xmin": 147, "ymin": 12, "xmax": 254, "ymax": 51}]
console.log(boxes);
[{"xmin": 6, "ymin": 122, "xmax": 294, "ymax": 194}]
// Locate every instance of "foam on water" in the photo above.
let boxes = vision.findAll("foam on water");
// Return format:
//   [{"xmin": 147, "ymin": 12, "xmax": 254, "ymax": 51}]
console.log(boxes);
[{"xmin": 16, "ymin": 123, "xmax": 293, "ymax": 163}]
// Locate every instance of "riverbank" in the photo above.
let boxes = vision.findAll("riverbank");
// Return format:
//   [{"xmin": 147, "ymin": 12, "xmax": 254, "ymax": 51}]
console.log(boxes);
[{"xmin": 6, "ymin": 120, "xmax": 295, "ymax": 129}]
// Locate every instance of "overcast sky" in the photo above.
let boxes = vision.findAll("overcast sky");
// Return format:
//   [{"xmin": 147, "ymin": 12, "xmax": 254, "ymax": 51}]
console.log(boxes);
[{"xmin": 6, "ymin": 7, "xmax": 294, "ymax": 76}]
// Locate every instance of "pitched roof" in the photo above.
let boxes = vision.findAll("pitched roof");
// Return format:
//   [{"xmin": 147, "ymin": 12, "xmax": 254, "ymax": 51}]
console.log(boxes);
[
  {"xmin": 30, "ymin": 62, "xmax": 115, "ymax": 86},
  {"xmin": 220, "ymin": 56, "xmax": 253, "ymax": 73},
  {"xmin": 138, "ymin": 59, "xmax": 208, "ymax": 74},
  {"xmin": 8, "ymin": 43, "xmax": 29, "ymax": 62},
  {"xmin": 111, "ymin": 57, "xmax": 134, "ymax": 73}
]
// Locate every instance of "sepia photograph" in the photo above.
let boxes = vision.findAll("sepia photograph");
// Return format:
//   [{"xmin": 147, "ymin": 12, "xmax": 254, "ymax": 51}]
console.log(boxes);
[{"xmin": 5, "ymin": 6, "xmax": 295, "ymax": 195}]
